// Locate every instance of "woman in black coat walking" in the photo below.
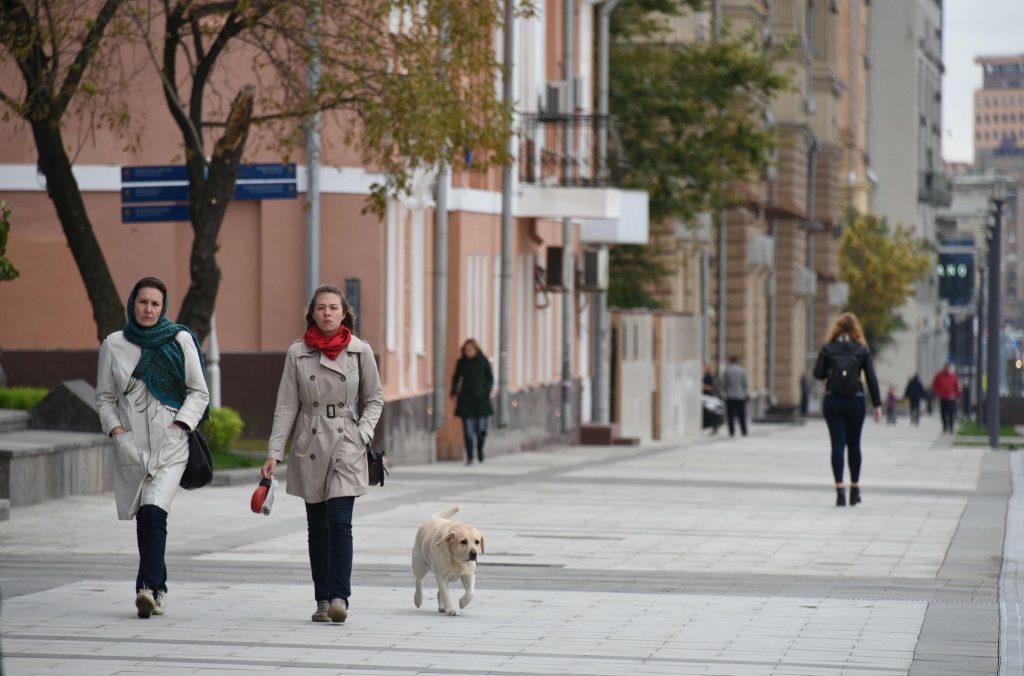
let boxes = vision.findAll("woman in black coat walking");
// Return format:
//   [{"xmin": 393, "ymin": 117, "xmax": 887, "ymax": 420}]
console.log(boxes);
[{"xmin": 450, "ymin": 339, "xmax": 494, "ymax": 464}]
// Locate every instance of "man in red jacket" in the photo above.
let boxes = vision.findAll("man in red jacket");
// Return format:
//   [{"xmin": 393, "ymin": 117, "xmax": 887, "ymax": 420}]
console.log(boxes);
[{"xmin": 931, "ymin": 362, "xmax": 961, "ymax": 434}]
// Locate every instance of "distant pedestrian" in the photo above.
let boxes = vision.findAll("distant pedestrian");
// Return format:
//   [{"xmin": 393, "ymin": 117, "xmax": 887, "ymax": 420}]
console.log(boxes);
[
  {"xmin": 95, "ymin": 277, "xmax": 210, "ymax": 618},
  {"xmin": 885, "ymin": 386, "xmax": 897, "ymax": 425},
  {"xmin": 451, "ymin": 338, "xmax": 494, "ymax": 464},
  {"xmin": 903, "ymin": 374, "xmax": 926, "ymax": 426},
  {"xmin": 799, "ymin": 371, "xmax": 811, "ymax": 416},
  {"xmin": 721, "ymin": 356, "xmax": 748, "ymax": 437},
  {"xmin": 261, "ymin": 284, "xmax": 383, "ymax": 623},
  {"xmin": 813, "ymin": 312, "xmax": 882, "ymax": 507},
  {"xmin": 931, "ymin": 362, "xmax": 961, "ymax": 434},
  {"xmin": 702, "ymin": 363, "xmax": 717, "ymax": 395}
]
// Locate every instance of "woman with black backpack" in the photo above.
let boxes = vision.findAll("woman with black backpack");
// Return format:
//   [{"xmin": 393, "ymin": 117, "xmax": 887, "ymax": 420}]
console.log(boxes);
[{"xmin": 813, "ymin": 312, "xmax": 882, "ymax": 507}]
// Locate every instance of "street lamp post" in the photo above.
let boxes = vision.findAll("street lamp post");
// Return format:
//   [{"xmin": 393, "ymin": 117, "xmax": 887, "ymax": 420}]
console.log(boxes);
[{"xmin": 987, "ymin": 184, "xmax": 1006, "ymax": 448}]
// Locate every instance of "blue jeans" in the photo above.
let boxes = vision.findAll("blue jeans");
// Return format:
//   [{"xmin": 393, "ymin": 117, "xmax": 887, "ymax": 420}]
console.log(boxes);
[
  {"xmin": 823, "ymin": 394, "xmax": 866, "ymax": 484},
  {"xmin": 136, "ymin": 504, "xmax": 168, "ymax": 593},
  {"xmin": 462, "ymin": 417, "xmax": 488, "ymax": 462},
  {"xmin": 305, "ymin": 497, "xmax": 355, "ymax": 602}
]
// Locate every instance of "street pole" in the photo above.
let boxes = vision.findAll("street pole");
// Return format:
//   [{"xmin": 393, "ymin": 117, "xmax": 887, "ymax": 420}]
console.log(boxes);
[
  {"xmin": 497, "ymin": 0, "xmax": 515, "ymax": 428},
  {"xmin": 305, "ymin": 0, "xmax": 321, "ymax": 300},
  {"xmin": 975, "ymin": 265, "xmax": 985, "ymax": 426},
  {"xmin": 987, "ymin": 194, "xmax": 1005, "ymax": 448},
  {"xmin": 433, "ymin": 15, "xmax": 452, "ymax": 437},
  {"xmin": 560, "ymin": 0, "xmax": 574, "ymax": 434}
]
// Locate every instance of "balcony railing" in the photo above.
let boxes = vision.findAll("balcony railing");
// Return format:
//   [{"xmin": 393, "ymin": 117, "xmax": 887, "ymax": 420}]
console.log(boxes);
[{"xmin": 518, "ymin": 113, "xmax": 626, "ymax": 188}]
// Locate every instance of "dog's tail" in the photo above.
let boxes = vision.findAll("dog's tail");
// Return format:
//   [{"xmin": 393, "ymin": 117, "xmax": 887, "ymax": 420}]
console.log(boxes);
[{"xmin": 433, "ymin": 506, "xmax": 460, "ymax": 519}]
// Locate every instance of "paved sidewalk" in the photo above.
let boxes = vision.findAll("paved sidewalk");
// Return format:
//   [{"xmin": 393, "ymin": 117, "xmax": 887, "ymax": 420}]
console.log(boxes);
[{"xmin": 0, "ymin": 414, "xmax": 1012, "ymax": 675}]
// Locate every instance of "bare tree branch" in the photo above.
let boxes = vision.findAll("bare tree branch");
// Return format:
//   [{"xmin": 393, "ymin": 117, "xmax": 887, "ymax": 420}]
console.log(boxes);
[{"xmin": 54, "ymin": 0, "xmax": 124, "ymax": 116}]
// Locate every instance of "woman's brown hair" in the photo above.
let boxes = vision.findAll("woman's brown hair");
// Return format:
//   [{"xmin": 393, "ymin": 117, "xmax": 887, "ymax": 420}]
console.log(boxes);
[
  {"xmin": 825, "ymin": 312, "xmax": 867, "ymax": 346},
  {"xmin": 460, "ymin": 338, "xmax": 485, "ymax": 359},
  {"xmin": 305, "ymin": 284, "xmax": 356, "ymax": 331}
]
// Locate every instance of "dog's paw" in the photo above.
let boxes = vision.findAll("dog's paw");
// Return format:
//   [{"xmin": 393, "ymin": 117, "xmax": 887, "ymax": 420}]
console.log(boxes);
[
  {"xmin": 459, "ymin": 596, "xmax": 472, "ymax": 609},
  {"xmin": 445, "ymin": 606, "xmax": 459, "ymax": 616},
  {"xmin": 414, "ymin": 590, "xmax": 423, "ymax": 608}
]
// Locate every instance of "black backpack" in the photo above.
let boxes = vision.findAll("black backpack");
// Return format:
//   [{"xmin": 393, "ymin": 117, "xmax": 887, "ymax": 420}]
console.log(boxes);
[{"xmin": 826, "ymin": 351, "xmax": 863, "ymax": 396}]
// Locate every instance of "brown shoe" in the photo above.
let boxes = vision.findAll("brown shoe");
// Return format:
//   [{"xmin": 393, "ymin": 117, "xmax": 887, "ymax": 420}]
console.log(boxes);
[
  {"xmin": 135, "ymin": 588, "xmax": 156, "ymax": 619},
  {"xmin": 328, "ymin": 598, "xmax": 348, "ymax": 623},
  {"xmin": 311, "ymin": 600, "xmax": 330, "ymax": 622}
]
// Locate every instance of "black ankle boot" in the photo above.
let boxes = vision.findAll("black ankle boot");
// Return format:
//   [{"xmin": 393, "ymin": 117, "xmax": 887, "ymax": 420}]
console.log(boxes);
[
  {"xmin": 836, "ymin": 487, "xmax": 846, "ymax": 507},
  {"xmin": 849, "ymin": 486, "xmax": 861, "ymax": 506}
]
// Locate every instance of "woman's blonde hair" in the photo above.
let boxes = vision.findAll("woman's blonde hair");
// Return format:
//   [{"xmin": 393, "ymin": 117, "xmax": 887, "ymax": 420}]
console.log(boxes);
[{"xmin": 825, "ymin": 312, "xmax": 867, "ymax": 346}]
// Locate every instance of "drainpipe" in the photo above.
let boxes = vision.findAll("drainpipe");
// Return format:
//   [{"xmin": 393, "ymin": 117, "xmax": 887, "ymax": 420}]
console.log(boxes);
[
  {"xmin": 305, "ymin": 1, "xmax": 321, "ymax": 300},
  {"xmin": 207, "ymin": 313, "xmax": 221, "ymax": 409},
  {"xmin": 497, "ymin": 0, "xmax": 516, "ymax": 428},
  {"xmin": 714, "ymin": 0, "xmax": 726, "ymax": 374},
  {"xmin": 591, "ymin": 0, "xmax": 621, "ymax": 425},
  {"xmin": 561, "ymin": 0, "xmax": 575, "ymax": 434},
  {"xmin": 433, "ymin": 16, "xmax": 452, "ymax": 436},
  {"xmin": 805, "ymin": 135, "xmax": 820, "ymax": 372}
]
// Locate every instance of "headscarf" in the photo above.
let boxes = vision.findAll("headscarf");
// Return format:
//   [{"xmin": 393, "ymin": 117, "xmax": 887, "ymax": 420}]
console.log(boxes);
[{"xmin": 122, "ymin": 278, "xmax": 210, "ymax": 423}]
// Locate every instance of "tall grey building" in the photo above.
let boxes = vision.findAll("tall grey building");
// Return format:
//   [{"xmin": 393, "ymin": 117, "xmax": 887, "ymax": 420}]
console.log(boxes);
[{"xmin": 868, "ymin": 0, "xmax": 948, "ymax": 387}]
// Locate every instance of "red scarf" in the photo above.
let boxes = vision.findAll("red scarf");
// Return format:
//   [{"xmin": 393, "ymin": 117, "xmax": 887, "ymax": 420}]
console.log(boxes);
[{"xmin": 304, "ymin": 324, "xmax": 352, "ymax": 360}]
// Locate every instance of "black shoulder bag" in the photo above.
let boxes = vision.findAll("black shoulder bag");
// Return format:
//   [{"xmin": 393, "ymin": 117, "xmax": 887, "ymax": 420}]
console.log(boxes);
[
  {"xmin": 356, "ymin": 350, "xmax": 388, "ymax": 486},
  {"xmin": 181, "ymin": 428, "xmax": 213, "ymax": 489}
]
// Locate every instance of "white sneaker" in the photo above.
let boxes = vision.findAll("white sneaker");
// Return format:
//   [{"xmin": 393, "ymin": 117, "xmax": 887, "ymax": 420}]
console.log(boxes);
[
  {"xmin": 135, "ymin": 588, "xmax": 156, "ymax": 619},
  {"xmin": 151, "ymin": 590, "xmax": 167, "ymax": 616}
]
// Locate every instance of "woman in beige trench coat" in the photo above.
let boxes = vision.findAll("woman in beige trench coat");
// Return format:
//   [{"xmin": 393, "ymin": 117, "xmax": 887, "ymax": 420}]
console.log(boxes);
[
  {"xmin": 261, "ymin": 284, "xmax": 383, "ymax": 623},
  {"xmin": 96, "ymin": 277, "xmax": 210, "ymax": 619}
]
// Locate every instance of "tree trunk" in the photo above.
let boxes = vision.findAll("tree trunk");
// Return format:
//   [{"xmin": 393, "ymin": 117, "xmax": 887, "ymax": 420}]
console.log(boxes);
[
  {"xmin": 31, "ymin": 122, "xmax": 124, "ymax": 342},
  {"xmin": 177, "ymin": 86, "xmax": 256, "ymax": 343}
]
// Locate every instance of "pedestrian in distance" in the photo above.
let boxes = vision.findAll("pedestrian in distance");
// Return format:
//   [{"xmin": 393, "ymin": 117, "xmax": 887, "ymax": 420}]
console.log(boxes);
[
  {"xmin": 799, "ymin": 371, "xmax": 811, "ymax": 417},
  {"xmin": 261, "ymin": 284, "xmax": 383, "ymax": 623},
  {"xmin": 885, "ymin": 386, "xmax": 898, "ymax": 425},
  {"xmin": 702, "ymin": 363, "xmax": 721, "ymax": 435},
  {"xmin": 721, "ymin": 356, "xmax": 748, "ymax": 437},
  {"xmin": 450, "ymin": 338, "xmax": 494, "ymax": 464},
  {"xmin": 813, "ymin": 312, "xmax": 882, "ymax": 507},
  {"xmin": 903, "ymin": 374, "xmax": 926, "ymax": 426},
  {"xmin": 95, "ymin": 277, "xmax": 210, "ymax": 618},
  {"xmin": 931, "ymin": 362, "xmax": 961, "ymax": 434}
]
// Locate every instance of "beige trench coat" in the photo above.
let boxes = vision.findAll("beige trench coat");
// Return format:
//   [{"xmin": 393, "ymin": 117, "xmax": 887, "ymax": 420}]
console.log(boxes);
[
  {"xmin": 96, "ymin": 331, "xmax": 210, "ymax": 520},
  {"xmin": 267, "ymin": 336, "xmax": 384, "ymax": 503}
]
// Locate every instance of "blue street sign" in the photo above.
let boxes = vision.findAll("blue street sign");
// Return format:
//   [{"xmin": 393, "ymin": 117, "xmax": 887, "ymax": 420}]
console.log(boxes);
[
  {"xmin": 121, "ymin": 185, "xmax": 190, "ymax": 203},
  {"xmin": 238, "ymin": 163, "xmax": 297, "ymax": 181},
  {"xmin": 121, "ymin": 165, "xmax": 189, "ymax": 183},
  {"xmin": 122, "ymin": 204, "xmax": 191, "ymax": 223},
  {"xmin": 234, "ymin": 182, "xmax": 298, "ymax": 200}
]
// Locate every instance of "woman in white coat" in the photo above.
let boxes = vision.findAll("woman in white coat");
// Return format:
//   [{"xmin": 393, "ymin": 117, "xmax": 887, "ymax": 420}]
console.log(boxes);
[
  {"xmin": 261, "ymin": 284, "xmax": 383, "ymax": 623},
  {"xmin": 96, "ymin": 277, "xmax": 210, "ymax": 618}
]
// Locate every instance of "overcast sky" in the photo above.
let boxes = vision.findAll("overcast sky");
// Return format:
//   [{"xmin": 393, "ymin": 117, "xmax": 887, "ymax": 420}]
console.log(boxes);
[{"xmin": 942, "ymin": 0, "xmax": 1024, "ymax": 163}]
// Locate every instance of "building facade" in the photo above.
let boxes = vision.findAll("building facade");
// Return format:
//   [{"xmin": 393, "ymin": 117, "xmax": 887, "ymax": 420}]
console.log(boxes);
[{"xmin": 867, "ymin": 0, "xmax": 948, "ymax": 388}]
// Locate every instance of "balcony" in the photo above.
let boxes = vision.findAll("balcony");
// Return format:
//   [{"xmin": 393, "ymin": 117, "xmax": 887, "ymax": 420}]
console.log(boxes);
[
  {"xmin": 918, "ymin": 170, "xmax": 952, "ymax": 207},
  {"xmin": 518, "ymin": 113, "xmax": 624, "ymax": 188},
  {"xmin": 516, "ymin": 113, "xmax": 648, "ymax": 245}
]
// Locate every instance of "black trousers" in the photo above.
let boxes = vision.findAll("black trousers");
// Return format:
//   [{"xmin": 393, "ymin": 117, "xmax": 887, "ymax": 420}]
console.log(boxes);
[
  {"xmin": 823, "ymin": 394, "xmax": 866, "ymax": 484},
  {"xmin": 305, "ymin": 496, "xmax": 355, "ymax": 602},
  {"xmin": 136, "ymin": 504, "xmax": 168, "ymax": 593},
  {"xmin": 726, "ymin": 399, "xmax": 747, "ymax": 436},
  {"xmin": 940, "ymin": 399, "xmax": 957, "ymax": 433}
]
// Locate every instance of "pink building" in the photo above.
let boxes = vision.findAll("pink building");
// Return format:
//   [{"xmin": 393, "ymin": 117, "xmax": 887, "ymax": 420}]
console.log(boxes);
[{"xmin": 0, "ymin": 2, "xmax": 648, "ymax": 462}]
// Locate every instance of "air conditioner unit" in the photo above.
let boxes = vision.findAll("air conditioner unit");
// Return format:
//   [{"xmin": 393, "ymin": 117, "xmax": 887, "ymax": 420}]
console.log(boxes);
[
  {"xmin": 545, "ymin": 246, "xmax": 570, "ymax": 290},
  {"xmin": 545, "ymin": 81, "xmax": 570, "ymax": 116},
  {"xmin": 579, "ymin": 248, "xmax": 609, "ymax": 291}
]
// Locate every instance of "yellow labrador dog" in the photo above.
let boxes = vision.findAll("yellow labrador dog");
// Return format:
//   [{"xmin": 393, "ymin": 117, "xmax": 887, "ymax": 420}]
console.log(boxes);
[{"xmin": 412, "ymin": 506, "xmax": 485, "ymax": 616}]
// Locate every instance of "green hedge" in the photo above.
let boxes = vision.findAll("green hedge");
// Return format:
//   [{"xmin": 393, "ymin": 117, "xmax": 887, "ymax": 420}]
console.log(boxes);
[
  {"xmin": 200, "ymin": 407, "xmax": 245, "ymax": 454},
  {"xmin": 0, "ymin": 386, "xmax": 48, "ymax": 410}
]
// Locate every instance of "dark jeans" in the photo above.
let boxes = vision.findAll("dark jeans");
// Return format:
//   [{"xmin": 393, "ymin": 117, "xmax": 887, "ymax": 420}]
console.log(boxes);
[
  {"xmin": 136, "ymin": 504, "xmax": 168, "ymax": 593},
  {"xmin": 908, "ymin": 400, "xmax": 921, "ymax": 425},
  {"xmin": 823, "ymin": 394, "xmax": 866, "ymax": 484},
  {"xmin": 940, "ymin": 399, "xmax": 957, "ymax": 433},
  {"xmin": 726, "ymin": 399, "xmax": 747, "ymax": 436},
  {"xmin": 305, "ymin": 497, "xmax": 355, "ymax": 602},
  {"xmin": 462, "ymin": 417, "xmax": 488, "ymax": 462}
]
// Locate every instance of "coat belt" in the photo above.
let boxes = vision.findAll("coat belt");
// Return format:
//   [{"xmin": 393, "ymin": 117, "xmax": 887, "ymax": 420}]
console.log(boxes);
[{"xmin": 302, "ymin": 404, "xmax": 357, "ymax": 420}]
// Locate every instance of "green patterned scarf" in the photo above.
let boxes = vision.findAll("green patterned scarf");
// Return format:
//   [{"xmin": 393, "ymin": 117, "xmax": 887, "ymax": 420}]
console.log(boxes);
[{"xmin": 122, "ymin": 281, "xmax": 209, "ymax": 424}]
